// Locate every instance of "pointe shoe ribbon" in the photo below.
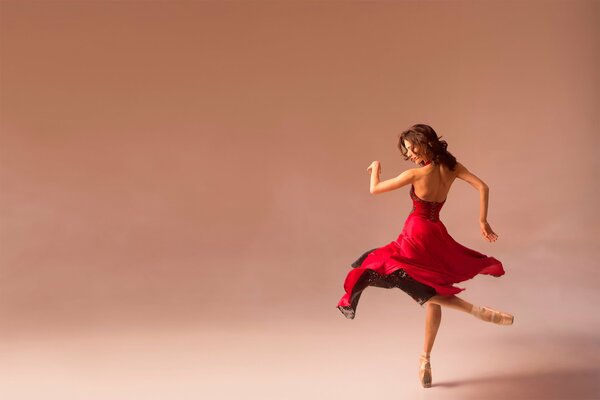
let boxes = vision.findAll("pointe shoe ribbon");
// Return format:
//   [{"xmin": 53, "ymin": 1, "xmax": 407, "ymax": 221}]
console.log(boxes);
[
  {"xmin": 419, "ymin": 355, "xmax": 432, "ymax": 388},
  {"xmin": 471, "ymin": 306, "xmax": 514, "ymax": 325}
]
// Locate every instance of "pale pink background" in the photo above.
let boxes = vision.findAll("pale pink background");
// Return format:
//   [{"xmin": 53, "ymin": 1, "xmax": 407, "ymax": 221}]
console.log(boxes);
[{"xmin": 1, "ymin": 1, "xmax": 599, "ymax": 399}]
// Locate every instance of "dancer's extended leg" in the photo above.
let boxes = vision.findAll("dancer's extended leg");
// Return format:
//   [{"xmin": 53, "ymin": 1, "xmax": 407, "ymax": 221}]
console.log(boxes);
[
  {"xmin": 425, "ymin": 294, "xmax": 473, "ymax": 313},
  {"xmin": 425, "ymin": 294, "xmax": 514, "ymax": 325}
]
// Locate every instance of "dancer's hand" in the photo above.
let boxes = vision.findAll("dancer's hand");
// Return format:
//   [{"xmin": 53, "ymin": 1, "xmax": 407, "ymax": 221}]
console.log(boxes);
[
  {"xmin": 367, "ymin": 161, "xmax": 381, "ymax": 175},
  {"xmin": 480, "ymin": 221, "xmax": 498, "ymax": 242}
]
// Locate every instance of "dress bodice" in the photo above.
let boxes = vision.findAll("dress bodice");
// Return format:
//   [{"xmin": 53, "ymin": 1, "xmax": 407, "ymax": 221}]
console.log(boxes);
[{"xmin": 410, "ymin": 185, "xmax": 446, "ymax": 222}]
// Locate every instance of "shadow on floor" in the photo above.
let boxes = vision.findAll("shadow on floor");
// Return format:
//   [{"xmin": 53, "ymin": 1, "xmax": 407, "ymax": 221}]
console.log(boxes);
[{"xmin": 432, "ymin": 367, "xmax": 600, "ymax": 399}]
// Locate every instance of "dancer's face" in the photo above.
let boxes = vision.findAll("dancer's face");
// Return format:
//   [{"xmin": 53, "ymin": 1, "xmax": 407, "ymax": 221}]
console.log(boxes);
[{"xmin": 404, "ymin": 140, "xmax": 427, "ymax": 164}]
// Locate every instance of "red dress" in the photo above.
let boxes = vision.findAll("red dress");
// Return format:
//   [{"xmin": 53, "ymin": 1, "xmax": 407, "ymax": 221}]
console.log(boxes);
[{"xmin": 336, "ymin": 184, "xmax": 505, "ymax": 319}]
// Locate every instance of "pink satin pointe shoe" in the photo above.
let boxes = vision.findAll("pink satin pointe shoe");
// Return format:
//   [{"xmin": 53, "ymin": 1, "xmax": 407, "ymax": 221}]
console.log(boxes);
[
  {"xmin": 419, "ymin": 354, "xmax": 432, "ymax": 388},
  {"xmin": 471, "ymin": 305, "xmax": 514, "ymax": 325}
]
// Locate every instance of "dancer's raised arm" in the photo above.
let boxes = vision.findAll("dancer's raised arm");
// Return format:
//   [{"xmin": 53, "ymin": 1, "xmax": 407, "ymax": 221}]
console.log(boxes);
[{"xmin": 367, "ymin": 160, "xmax": 415, "ymax": 195}]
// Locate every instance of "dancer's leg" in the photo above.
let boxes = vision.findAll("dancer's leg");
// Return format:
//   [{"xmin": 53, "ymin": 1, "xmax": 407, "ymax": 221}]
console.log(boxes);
[
  {"xmin": 425, "ymin": 294, "xmax": 474, "ymax": 313},
  {"xmin": 419, "ymin": 303, "xmax": 439, "ymax": 388},
  {"xmin": 426, "ymin": 294, "xmax": 514, "ymax": 325},
  {"xmin": 423, "ymin": 302, "xmax": 441, "ymax": 356}
]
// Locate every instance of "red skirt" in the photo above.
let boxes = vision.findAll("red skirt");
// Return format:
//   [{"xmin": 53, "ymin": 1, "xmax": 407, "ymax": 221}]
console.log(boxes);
[{"xmin": 336, "ymin": 212, "xmax": 505, "ymax": 319}]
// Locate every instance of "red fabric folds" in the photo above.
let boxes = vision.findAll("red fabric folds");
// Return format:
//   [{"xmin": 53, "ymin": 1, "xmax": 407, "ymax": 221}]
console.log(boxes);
[{"xmin": 337, "ymin": 184, "xmax": 505, "ymax": 310}]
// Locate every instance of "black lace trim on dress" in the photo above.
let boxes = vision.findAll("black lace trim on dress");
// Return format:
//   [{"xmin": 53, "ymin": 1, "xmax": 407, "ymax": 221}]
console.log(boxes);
[{"xmin": 339, "ymin": 250, "xmax": 438, "ymax": 319}]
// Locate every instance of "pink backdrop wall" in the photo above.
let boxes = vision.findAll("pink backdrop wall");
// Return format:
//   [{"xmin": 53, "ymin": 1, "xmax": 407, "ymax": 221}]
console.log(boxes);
[{"xmin": 1, "ymin": 1, "xmax": 599, "ymax": 399}]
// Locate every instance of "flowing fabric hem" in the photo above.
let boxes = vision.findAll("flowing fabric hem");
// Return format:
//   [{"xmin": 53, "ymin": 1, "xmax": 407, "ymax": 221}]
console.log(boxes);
[{"xmin": 336, "ymin": 248, "xmax": 505, "ymax": 319}]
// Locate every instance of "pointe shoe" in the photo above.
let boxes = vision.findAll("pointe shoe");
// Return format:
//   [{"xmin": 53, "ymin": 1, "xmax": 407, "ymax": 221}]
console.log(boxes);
[
  {"xmin": 419, "ymin": 354, "xmax": 432, "ymax": 388},
  {"xmin": 471, "ymin": 305, "xmax": 514, "ymax": 325}
]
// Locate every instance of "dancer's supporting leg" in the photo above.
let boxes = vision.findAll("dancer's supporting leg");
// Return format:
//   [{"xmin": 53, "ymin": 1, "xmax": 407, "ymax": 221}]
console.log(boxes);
[
  {"xmin": 419, "ymin": 302, "xmax": 440, "ymax": 388},
  {"xmin": 423, "ymin": 302, "xmax": 441, "ymax": 357}
]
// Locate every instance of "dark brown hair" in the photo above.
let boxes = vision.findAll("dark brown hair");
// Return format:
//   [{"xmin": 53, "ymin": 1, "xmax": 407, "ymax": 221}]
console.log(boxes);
[{"xmin": 397, "ymin": 124, "xmax": 457, "ymax": 170}]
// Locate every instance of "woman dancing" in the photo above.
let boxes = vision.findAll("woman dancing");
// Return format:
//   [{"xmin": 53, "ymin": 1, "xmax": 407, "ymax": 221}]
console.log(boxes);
[{"xmin": 336, "ymin": 123, "xmax": 514, "ymax": 388}]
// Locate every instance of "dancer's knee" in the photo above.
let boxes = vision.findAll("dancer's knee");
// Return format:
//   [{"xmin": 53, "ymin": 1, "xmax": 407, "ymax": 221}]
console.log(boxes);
[
  {"xmin": 425, "ymin": 294, "xmax": 455, "ymax": 306},
  {"xmin": 425, "ymin": 295, "xmax": 444, "ymax": 305}
]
